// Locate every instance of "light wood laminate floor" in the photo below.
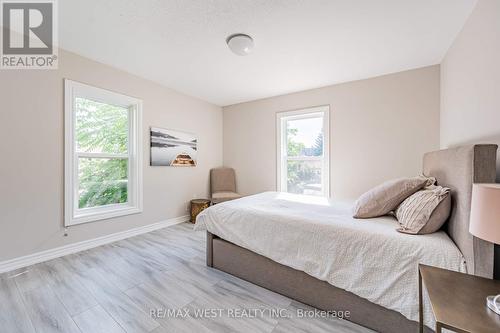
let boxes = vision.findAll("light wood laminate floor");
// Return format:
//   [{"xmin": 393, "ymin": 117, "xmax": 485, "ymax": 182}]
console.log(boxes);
[{"xmin": 0, "ymin": 223, "xmax": 373, "ymax": 333}]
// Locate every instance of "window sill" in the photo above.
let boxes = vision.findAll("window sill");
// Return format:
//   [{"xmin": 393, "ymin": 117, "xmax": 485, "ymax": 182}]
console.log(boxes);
[{"xmin": 67, "ymin": 205, "xmax": 142, "ymax": 226}]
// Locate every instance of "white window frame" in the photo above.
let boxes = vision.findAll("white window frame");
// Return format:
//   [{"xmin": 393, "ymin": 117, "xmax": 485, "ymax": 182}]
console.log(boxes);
[
  {"xmin": 64, "ymin": 79, "xmax": 143, "ymax": 226},
  {"xmin": 276, "ymin": 105, "xmax": 330, "ymax": 197}
]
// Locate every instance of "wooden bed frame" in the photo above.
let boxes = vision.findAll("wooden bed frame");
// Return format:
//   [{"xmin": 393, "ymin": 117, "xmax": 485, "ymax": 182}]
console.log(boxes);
[{"xmin": 205, "ymin": 145, "xmax": 498, "ymax": 333}]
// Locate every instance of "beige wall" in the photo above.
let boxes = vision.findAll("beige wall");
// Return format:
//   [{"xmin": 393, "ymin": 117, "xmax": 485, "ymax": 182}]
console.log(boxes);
[
  {"xmin": 441, "ymin": 0, "xmax": 500, "ymax": 180},
  {"xmin": 0, "ymin": 49, "xmax": 222, "ymax": 262},
  {"xmin": 223, "ymin": 66, "xmax": 440, "ymax": 200}
]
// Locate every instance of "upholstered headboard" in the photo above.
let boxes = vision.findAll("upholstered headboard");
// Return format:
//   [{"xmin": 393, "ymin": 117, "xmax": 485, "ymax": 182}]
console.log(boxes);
[{"xmin": 423, "ymin": 144, "xmax": 498, "ymax": 278}]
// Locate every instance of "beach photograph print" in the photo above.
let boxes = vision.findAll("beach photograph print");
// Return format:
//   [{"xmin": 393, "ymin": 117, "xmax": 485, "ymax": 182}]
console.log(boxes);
[{"xmin": 150, "ymin": 127, "xmax": 197, "ymax": 166}]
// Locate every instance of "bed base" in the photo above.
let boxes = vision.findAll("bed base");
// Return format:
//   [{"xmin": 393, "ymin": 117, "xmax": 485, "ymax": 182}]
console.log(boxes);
[{"xmin": 207, "ymin": 232, "xmax": 431, "ymax": 333}]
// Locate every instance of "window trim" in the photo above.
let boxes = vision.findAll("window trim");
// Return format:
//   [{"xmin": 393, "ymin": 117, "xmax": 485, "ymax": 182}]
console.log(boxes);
[
  {"xmin": 64, "ymin": 79, "xmax": 143, "ymax": 226},
  {"xmin": 276, "ymin": 106, "xmax": 330, "ymax": 197}
]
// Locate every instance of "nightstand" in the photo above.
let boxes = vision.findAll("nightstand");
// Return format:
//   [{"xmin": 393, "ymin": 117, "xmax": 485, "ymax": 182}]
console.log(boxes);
[
  {"xmin": 419, "ymin": 264, "xmax": 500, "ymax": 333},
  {"xmin": 190, "ymin": 199, "xmax": 211, "ymax": 223}
]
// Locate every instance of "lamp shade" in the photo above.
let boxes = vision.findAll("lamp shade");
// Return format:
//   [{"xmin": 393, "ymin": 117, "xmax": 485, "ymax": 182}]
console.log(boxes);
[{"xmin": 469, "ymin": 183, "xmax": 500, "ymax": 244}]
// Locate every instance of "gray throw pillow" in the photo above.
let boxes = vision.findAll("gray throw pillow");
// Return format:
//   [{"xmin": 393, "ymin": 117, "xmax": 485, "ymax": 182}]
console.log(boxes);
[
  {"xmin": 395, "ymin": 185, "xmax": 451, "ymax": 235},
  {"xmin": 353, "ymin": 176, "xmax": 436, "ymax": 218}
]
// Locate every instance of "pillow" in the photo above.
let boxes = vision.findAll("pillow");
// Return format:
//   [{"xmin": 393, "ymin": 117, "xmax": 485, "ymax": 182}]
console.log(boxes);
[
  {"xmin": 353, "ymin": 176, "xmax": 435, "ymax": 218},
  {"xmin": 395, "ymin": 185, "xmax": 451, "ymax": 235}
]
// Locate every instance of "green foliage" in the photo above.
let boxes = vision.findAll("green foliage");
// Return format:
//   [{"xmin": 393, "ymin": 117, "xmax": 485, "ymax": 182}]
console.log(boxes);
[
  {"xmin": 286, "ymin": 128, "xmax": 305, "ymax": 156},
  {"xmin": 76, "ymin": 98, "xmax": 128, "ymax": 153},
  {"xmin": 286, "ymin": 128, "xmax": 321, "ymax": 194},
  {"xmin": 312, "ymin": 133, "xmax": 323, "ymax": 156},
  {"xmin": 287, "ymin": 161, "xmax": 321, "ymax": 194},
  {"xmin": 76, "ymin": 98, "xmax": 129, "ymax": 208},
  {"xmin": 78, "ymin": 159, "xmax": 128, "ymax": 208}
]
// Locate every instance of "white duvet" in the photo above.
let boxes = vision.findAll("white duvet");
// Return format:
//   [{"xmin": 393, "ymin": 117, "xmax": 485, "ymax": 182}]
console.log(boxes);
[{"xmin": 195, "ymin": 192, "xmax": 467, "ymax": 329}]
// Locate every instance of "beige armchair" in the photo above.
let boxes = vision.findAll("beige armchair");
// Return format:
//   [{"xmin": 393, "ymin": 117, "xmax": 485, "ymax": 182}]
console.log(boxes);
[{"xmin": 210, "ymin": 167, "xmax": 241, "ymax": 204}]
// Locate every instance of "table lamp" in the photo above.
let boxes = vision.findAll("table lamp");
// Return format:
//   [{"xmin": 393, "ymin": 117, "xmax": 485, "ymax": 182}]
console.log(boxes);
[{"xmin": 469, "ymin": 183, "xmax": 500, "ymax": 315}]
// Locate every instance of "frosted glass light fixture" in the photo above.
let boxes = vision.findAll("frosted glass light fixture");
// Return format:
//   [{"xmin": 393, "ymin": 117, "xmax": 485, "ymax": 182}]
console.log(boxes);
[{"xmin": 226, "ymin": 34, "xmax": 254, "ymax": 56}]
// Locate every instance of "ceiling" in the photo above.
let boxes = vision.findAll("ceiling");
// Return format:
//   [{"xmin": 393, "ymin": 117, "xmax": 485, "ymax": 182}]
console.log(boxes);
[{"xmin": 59, "ymin": 0, "xmax": 477, "ymax": 106}]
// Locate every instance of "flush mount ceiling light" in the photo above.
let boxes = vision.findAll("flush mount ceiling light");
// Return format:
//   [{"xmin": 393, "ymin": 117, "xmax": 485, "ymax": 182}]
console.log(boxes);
[{"xmin": 226, "ymin": 33, "xmax": 254, "ymax": 56}]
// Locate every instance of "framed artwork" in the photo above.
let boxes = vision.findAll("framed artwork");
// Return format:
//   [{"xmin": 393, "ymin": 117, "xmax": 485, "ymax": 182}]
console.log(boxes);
[{"xmin": 150, "ymin": 127, "xmax": 197, "ymax": 166}]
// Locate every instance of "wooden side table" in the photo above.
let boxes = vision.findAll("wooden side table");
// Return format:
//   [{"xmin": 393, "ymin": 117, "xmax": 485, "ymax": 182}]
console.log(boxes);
[
  {"xmin": 190, "ymin": 199, "xmax": 211, "ymax": 223},
  {"xmin": 419, "ymin": 264, "xmax": 500, "ymax": 333}
]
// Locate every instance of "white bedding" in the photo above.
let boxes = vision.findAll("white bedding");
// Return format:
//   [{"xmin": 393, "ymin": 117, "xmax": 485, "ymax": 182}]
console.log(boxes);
[{"xmin": 195, "ymin": 192, "xmax": 467, "ymax": 329}]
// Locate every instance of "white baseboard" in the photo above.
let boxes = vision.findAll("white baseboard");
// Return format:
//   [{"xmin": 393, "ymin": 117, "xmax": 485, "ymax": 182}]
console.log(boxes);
[{"xmin": 0, "ymin": 215, "xmax": 189, "ymax": 274}]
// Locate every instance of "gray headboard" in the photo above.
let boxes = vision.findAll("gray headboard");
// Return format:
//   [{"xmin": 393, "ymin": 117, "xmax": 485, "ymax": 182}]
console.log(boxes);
[{"xmin": 423, "ymin": 144, "xmax": 498, "ymax": 278}]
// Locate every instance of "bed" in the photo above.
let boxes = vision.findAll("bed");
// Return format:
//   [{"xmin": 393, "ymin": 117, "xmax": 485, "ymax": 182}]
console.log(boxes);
[{"xmin": 195, "ymin": 144, "xmax": 498, "ymax": 333}]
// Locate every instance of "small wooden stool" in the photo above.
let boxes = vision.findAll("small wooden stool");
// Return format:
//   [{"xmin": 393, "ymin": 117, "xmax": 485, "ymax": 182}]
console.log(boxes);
[{"xmin": 190, "ymin": 199, "xmax": 211, "ymax": 223}]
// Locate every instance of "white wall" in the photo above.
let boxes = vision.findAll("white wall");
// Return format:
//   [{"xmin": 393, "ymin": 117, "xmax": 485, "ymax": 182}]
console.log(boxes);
[
  {"xmin": 0, "ymin": 49, "xmax": 222, "ymax": 262},
  {"xmin": 223, "ymin": 66, "xmax": 440, "ymax": 200},
  {"xmin": 441, "ymin": 0, "xmax": 500, "ymax": 180}
]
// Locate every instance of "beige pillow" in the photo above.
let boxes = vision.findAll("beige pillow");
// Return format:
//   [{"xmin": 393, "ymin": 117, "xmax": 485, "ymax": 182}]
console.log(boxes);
[
  {"xmin": 353, "ymin": 176, "xmax": 435, "ymax": 218},
  {"xmin": 395, "ymin": 185, "xmax": 451, "ymax": 235}
]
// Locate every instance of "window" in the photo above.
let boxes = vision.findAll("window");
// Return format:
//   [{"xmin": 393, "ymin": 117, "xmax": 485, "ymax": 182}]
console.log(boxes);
[
  {"xmin": 277, "ymin": 106, "xmax": 329, "ymax": 197},
  {"xmin": 64, "ymin": 80, "xmax": 142, "ymax": 226}
]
